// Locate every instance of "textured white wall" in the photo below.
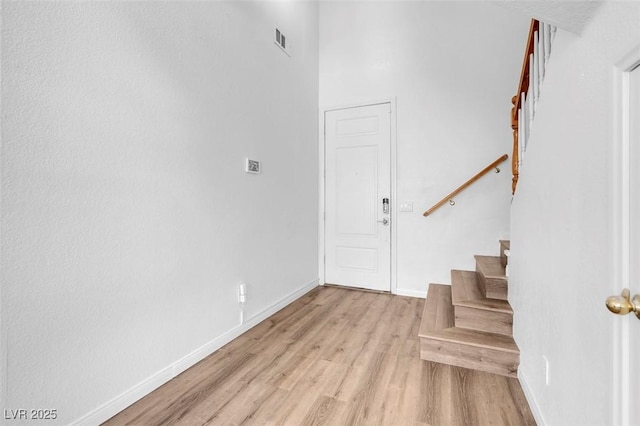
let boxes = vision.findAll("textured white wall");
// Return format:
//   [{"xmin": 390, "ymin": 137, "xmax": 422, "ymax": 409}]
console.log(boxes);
[
  {"xmin": 510, "ymin": 2, "xmax": 640, "ymax": 425},
  {"xmin": 1, "ymin": 2, "xmax": 318, "ymax": 423},
  {"xmin": 319, "ymin": 1, "xmax": 530, "ymax": 296}
]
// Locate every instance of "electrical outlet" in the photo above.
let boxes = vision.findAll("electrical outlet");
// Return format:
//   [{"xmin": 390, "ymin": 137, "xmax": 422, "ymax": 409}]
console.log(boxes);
[
  {"xmin": 543, "ymin": 355, "xmax": 550, "ymax": 385},
  {"xmin": 238, "ymin": 284, "xmax": 247, "ymax": 304}
]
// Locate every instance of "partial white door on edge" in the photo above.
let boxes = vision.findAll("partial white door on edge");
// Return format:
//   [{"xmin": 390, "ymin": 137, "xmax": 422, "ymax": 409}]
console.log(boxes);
[
  {"xmin": 324, "ymin": 103, "xmax": 391, "ymax": 292},
  {"xmin": 627, "ymin": 64, "xmax": 640, "ymax": 426}
]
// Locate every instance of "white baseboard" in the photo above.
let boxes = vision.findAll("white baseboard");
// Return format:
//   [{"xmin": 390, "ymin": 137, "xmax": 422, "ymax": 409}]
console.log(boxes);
[
  {"xmin": 395, "ymin": 287, "xmax": 427, "ymax": 299},
  {"xmin": 71, "ymin": 278, "xmax": 319, "ymax": 426},
  {"xmin": 518, "ymin": 368, "xmax": 546, "ymax": 426}
]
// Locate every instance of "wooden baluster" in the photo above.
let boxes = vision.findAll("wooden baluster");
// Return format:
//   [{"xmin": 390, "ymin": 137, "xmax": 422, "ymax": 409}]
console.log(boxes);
[
  {"xmin": 544, "ymin": 23, "xmax": 552, "ymax": 61},
  {"xmin": 526, "ymin": 88, "xmax": 534, "ymax": 153},
  {"xmin": 538, "ymin": 23, "xmax": 546, "ymax": 81},
  {"xmin": 520, "ymin": 93, "xmax": 529, "ymax": 156},
  {"xmin": 528, "ymin": 53, "xmax": 534, "ymax": 118},
  {"xmin": 533, "ymin": 31, "xmax": 540, "ymax": 104},
  {"xmin": 525, "ymin": 85, "xmax": 531, "ymax": 147},
  {"xmin": 518, "ymin": 103, "xmax": 525, "ymax": 164},
  {"xmin": 528, "ymin": 89, "xmax": 535, "ymax": 142},
  {"xmin": 511, "ymin": 96, "xmax": 519, "ymax": 194}
]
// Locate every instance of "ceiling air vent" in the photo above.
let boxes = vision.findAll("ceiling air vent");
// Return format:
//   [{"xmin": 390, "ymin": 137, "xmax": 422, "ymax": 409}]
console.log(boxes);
[{"xmin": 274, "ymin": 27, "xmax": 290, "ymax": 57}]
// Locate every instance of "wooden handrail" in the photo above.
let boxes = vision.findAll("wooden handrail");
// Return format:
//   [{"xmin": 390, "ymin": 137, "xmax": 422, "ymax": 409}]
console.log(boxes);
[
  {"xmin": 511, "ymin": 19, "xmax": 539, "ymax": 194},
  {"xmin": 513, "ymin": 19, "xmax": 539, "ymax": 114},
  {"xmin": 423, "ymin": 154, "xmax": 509, "ymax": 217}
]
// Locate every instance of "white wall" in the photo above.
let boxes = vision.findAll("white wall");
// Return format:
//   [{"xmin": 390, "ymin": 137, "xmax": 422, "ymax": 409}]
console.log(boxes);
[
  {"xmin": 0, "ymin": 2, "xmax": 318, "ymax": 424},
  {"xmin": 320, "ymin": 1, "xmax": 530, "ymax": 296},
  {"xmin": 510, "ymin": 3, "xmax": 640, "ymax": 425}
]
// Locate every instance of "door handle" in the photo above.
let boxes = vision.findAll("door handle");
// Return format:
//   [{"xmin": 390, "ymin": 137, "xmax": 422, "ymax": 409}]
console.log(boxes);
[
  {"xmin": 377, "ymin": 217, "xmax": 389, "ymax": 226},
  {"xmin": 606, "ymin": 288, "xmax": 640, "ymax": 319}
]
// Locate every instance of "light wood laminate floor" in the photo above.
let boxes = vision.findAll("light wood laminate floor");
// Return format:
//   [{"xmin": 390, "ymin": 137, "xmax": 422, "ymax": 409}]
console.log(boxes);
[{"xmin": 104, "ymin": 286, "xmax": 535, "ymax": 425}]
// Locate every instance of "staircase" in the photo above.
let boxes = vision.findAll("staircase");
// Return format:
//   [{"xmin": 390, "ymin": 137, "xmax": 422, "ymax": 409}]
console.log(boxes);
[{"xmin": 418, "ymin": 240, "xmax": 519, "ymax": 378}]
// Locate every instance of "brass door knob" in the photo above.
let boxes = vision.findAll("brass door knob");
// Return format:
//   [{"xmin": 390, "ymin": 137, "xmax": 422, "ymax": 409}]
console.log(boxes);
[{"xmin": 606, "ymin": 288, "xmax": 640, "ymax": 319}]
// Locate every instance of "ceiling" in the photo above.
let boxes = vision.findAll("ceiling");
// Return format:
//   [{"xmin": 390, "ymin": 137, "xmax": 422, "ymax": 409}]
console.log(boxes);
[{"xmin": 490, "ymin": 1, "xmax": 604, "ymax": 35}]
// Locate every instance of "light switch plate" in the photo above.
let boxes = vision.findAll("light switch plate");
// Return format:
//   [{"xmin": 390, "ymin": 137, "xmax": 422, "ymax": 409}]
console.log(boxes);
[{"xmin": 399, "ymin": 202, "xmax": 413, "ymax": 212}]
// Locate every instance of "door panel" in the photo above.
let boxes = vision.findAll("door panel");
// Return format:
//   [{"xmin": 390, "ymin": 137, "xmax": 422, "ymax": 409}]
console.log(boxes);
[
  {"xmin": 325, "ymin": 103, "xmax": 391, "ymax": 291},
  {"xmin": 336, "ymin": 145, "xmax": 378, "ymax": 236}
]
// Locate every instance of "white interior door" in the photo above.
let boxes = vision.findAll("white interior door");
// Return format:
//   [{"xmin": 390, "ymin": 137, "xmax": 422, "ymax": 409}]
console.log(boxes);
[
  {"xmin": 613, "ymin": 61, "xmax": 640, "ymax": 426},
  {"xmin": 626, "ymin": 64, "xmax": 640, "ymax": 426},
  {"xmin": 324, "ymin": 103, "xmax": 391, "ymax": 292}
]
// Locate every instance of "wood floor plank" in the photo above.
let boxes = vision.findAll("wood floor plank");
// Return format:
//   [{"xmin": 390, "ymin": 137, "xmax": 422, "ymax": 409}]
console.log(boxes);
[
  {"xmin": 104, "ymin": 286, "xmax": 536, "ymax": 426},
  {"xmin": 299, "ymin": 396, "xmax": 347, "ymax": 426}
]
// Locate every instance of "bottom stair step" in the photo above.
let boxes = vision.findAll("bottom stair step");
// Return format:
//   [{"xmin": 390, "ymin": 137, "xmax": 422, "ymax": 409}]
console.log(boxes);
[{"xmin": 419, "ymin": 284, "xmax": 519, "ymax": 378}]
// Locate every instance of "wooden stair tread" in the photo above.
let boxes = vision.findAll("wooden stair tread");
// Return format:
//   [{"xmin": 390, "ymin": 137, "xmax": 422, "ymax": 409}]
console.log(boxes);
[
  {"xmin": 419, "ymin": 283, "xmax": 454, "ymax": 336},
  {"xmin": 451, "ymin": 270, "xmax": 483, "ymax": 302},
  {"xmin": 456, "ymin": 298, "xmax": 512, "ymax": 313},
  {"xmin": 474, "ymin": 255, "xmax": 506, "ymax": 278}
]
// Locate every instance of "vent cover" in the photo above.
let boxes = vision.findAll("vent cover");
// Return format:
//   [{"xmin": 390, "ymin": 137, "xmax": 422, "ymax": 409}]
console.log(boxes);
[{"xmin": 274, "ymin": 27, "xmax": 290, "ymax": 56}]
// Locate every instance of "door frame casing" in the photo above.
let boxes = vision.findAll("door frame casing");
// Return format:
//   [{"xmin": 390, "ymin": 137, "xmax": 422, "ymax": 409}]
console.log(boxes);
[
  {"xmin": 611, "ymin": 43, "xmax": 640, "ymax": 426},
  {"xmin": 319, "ymin": 98, "xmax": 397, "ymax": 294}
]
